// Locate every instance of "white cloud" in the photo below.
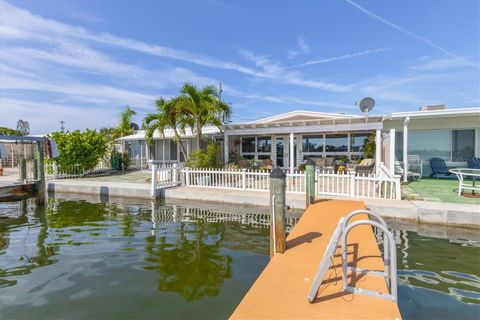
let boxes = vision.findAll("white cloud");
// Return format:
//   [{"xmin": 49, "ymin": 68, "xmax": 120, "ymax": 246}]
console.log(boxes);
[
  {"xmin": 344, "ymin": 0, "xmax": 476, "ymax": 66},
  {"xmin": 411, "ymin": 57, "xmax": 475, "ymax": 71},
  {"xmin": 298, "ymin": 35, "xmax": 310, "ymax": 54},
  {"xmin": 285, "ymin": 47, "xmax": 392, "ymax": 69},
  {"xmin": 239, "ymin": 49, "xmax": 347, "ymax": 92},
  {"xmin": 287, "ymin": 35, "xmax": 310, "ymax": 59}
]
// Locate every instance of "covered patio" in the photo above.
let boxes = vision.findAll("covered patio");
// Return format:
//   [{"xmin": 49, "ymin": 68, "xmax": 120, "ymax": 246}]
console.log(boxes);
[{"xmin": 223, "ymin": 114, "xmax": 384, "ymax": 174}]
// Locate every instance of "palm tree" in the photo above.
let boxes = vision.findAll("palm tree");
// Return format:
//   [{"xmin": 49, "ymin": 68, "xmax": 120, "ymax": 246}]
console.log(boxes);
[
  {"xmin": 175, "ymin": 83, "xmax": 231, "ymax": 149},
  {"xmin": 143, "ymin": 97, "xmax": 188, "ymax": 160},
  {"xmin": 113, "ymin": 105, "xmax": 137, "ymax": 139}
]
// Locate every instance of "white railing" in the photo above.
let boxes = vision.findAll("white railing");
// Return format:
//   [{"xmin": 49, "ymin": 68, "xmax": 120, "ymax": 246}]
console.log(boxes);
[
  {"xmin": 150, "ymin": 166, "xmax": 402, "ymax": 200},
  {"xmin": 45, "ymin": 160, "xmax": 113, "ymax": 180},
  {"xmin": 316, "ymin": 170, "xmax": 401, "ymax": 200},
  {"xmin": 150, "ymin": 163, "xmax": 182, "ymax": 196}
]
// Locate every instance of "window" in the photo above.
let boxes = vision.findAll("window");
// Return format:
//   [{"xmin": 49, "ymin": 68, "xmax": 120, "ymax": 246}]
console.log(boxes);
[
  {"xmin": 258, "ymin": 154, "xmax": 271, "ymax": 160},
  {"xmin": 350, "ymin": 134, "xmax": 369, "ymax": 152},
  {"xmin": 302, "ymin": 135, "xmax": 323, "ymax": 152},
  {"xmin": 395, "ymin": 129, "xmax": 475, "ymax": 162},
  {"xmin": 453, "ymin": 130, "xmax": 475, "ymax": 161},
  {"xmin": 169, "ymin": 140, "xmax": 177, "ymax": 161},
  {"xmin": 325, "ymin": 134, "xmax": 348, "ymax": 152},
  {"xmin": 241, "ymin": 137, "xmax": 255, "ymax": 153},
  {"xmin": 257, "ymin": 137, "xmax": 272, "ymax": 152}
]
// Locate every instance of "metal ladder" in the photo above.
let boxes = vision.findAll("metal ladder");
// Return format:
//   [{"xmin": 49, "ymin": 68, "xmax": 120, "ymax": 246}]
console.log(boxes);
[{"xmin": 306, "ymin": 209, "xmax": 397, "ymax": 303}]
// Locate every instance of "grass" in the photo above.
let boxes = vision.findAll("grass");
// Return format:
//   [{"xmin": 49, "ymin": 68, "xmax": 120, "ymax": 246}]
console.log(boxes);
[{"xmin": 402, "ymin": 178, "xmax": 480, "ymax": 204}]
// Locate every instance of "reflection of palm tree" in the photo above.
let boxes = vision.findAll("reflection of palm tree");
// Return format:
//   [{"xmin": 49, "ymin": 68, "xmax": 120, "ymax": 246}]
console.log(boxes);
[{"xmin": 144, "ymin": 220, "xmax": 232, "ymax": 302}]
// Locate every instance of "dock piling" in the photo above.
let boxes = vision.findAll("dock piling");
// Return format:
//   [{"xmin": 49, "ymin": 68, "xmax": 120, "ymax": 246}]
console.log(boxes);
[
  {"xmin": 35, "ymin": 141, "xmax": 45, "ymax": 205},
  {"xmin": 305, "ymin": 159, "xmax": 316, "ymax": 207},
  {"xmin": 19, "ymin": 159, "xmax": 27, "ymax": 182},
  {"xmin": 269, "ymin": 168, "xmax": 287, "ymax": 258}
]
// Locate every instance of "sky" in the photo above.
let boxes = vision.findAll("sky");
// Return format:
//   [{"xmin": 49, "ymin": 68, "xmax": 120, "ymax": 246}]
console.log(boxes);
[{"xmin": 0, "ymin": 0, "xmax": 479, "ymax": 134}]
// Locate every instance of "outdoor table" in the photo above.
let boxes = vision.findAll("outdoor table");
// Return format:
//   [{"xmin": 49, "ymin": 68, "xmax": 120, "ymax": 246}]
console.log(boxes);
[{"xmin": 449, "ymin": 168, "xmax": 480, "ymax": 196}]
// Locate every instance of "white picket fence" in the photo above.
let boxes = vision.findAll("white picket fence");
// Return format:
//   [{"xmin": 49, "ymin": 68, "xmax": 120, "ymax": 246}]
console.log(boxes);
[
  {"xmin": 150, "ymin": 162, "xmax": 183, "ymax": 196},
  {"xmin": 45, "ymin": 160, "xmax": 112, "ymax": 179},
  {"xmin": 166, "ymin": 167, "xmax": 401, "ymax": 199}
]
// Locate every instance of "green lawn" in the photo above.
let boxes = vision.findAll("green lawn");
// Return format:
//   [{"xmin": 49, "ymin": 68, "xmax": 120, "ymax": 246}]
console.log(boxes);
[{"xmin": 402, "ymin": 178, "xmax": 480, "ymax": 204}]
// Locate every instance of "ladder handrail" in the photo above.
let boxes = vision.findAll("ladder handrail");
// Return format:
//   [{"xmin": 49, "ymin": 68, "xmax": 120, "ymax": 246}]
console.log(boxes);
[{"xmin": 341, "ymin": 220, "xmax": 397, "ymax": 301}]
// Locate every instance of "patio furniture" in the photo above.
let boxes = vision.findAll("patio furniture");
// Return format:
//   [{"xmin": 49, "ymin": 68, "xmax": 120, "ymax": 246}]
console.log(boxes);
[
  {"xmin": 238, "ymin": 159, "xmax": 249, "ymax": 169},
  {"xmin": 407, "ymin": 154, "xmax": 423, "ymax": 179},
  {"xmin": 394, "ymin": 161, "xmax": 420, "ymax": 181},
  {"xmin": 467, "ymin": 157, "xmax": 480, "ymax": 169},
  {"xmin": 262, "ymin": 159, "xmax": 273, "ymax": 170},
  {"xmin": 355, "ymin": 159, "xmax": 375, "ymax": 176},
  {"xmin": 311, "ymin": 157, "xmax": 334, "ymax": 171},
  {"xmin": 430, "ymin": 157, "xmax": 454, "ymax": 179},
  {"xmin": 449, "ymin": 168, "xmax": 480, "ymax": 196}
]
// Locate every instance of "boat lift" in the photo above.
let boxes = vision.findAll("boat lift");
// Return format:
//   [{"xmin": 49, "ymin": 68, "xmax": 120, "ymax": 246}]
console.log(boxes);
[{"xmin": 307, "ymin": 209, "xmax": 397, "ymax": 303}]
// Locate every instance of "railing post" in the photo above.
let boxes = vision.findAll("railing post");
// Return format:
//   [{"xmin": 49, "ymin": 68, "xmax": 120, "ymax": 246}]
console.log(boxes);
[
  {"xmin": 394, "ymin": 175, "xmax": 401, "ymax": 200},
  {"xmin": 305, "ymin": 159, "xmax": 316, "ymax": 207},
  {"xmin": 53, "ymin": 162, "xmax": 59, "ymax": 179},
  {"xmin": 185, "ymin": 167, "xmax": 190, "ymax": 187},
  {"xmin": 172, "ymin": 163, "xmax": 178, "ymax": 184},
  {"xmin": 242, "ymin": 168, "xmax": 247, "ymax": 190},
  {"xmin": 151, "ymin": 164, "xmax": 157, "ymax": 198},
  {"xmin": 19, "ymin": 159, "xmax": 27, "ymax": 182},
  {"xmin": 349, "ymin": 172, "xmax": 356, "ymax": 198},
  {"xmin": 269, "ymin": 168, "xmax": 286, "ymax": 258}
]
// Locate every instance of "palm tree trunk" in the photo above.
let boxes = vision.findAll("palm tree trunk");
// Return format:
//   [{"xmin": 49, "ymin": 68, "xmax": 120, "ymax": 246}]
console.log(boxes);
[
  {"xmin": 173, "ymin": 128, "xmax": 188, "ymax": 161},
  {"xmin": 196, "ymin": 122, "xmax": 202, "ymax": 150}
]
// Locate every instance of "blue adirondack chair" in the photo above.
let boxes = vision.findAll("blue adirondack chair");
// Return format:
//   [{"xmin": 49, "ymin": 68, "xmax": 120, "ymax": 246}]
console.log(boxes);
[
  {"xmin": 467, "ymin": 157, "xmax": 480, "ymax": 169},
  {"xmin": 430, "ymin": 157, "xmax": 454, "ymax": 179}
]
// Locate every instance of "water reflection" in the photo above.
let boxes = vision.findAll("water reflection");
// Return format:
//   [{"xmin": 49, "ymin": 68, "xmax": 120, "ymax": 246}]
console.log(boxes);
[{"xmin": 0, "ymin": 197, "xmax": 295, "ymax": 316}]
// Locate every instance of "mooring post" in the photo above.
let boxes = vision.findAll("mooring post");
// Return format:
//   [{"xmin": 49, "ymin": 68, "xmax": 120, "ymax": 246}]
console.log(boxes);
[
  {"xmin": 33, "ymin": 159, "xmax": 38, "ymax": 180},
  {"xmin": 305, "ymin": 159, "xmax": 316, "ymax": 207},
  {"xmin": 269, "ymin": 167, "xmax": 286, "ymax": 258},
  {"xmin": 19, "ymin": 159, "xmax": 27, "ymax": 182},
  {"xmin": 35, "ymin": 141, "xmax": 45, "ymax": 205}
]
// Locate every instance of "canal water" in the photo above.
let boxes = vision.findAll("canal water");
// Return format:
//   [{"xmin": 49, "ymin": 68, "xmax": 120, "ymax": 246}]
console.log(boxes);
[{"xmin": 0, "ymin": 197, "xmax": 478, "ymax": 319}]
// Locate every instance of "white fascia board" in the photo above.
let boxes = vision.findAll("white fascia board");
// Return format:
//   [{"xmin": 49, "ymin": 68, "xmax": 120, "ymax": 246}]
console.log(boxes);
[
  {"xmin": 386, "ymin": 108, "xmax": 480, "ymax": 120},
  {"xmin": 224, "ymin": 122, "xmax": 383, "ymax": 136}
]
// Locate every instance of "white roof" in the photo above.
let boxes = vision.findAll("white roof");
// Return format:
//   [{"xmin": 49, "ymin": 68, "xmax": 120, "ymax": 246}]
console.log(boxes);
[
  {"xmin": 385, "ymin": 107, "xmax": 480, "ymax": 120},
  {"xmin": 246, "ymin": 110, "xmax": 361, "ymax": 124},
  {"xmin": 117, "ymin": 126, "xmax": 221, "ymax": 141}
]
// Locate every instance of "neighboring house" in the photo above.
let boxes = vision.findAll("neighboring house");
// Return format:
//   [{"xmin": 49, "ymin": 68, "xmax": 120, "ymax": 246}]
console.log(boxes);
[
  {"xmin": 117, "ymin": 126, "xmax": 222, "ymax": 164},
  {"xmin": 119, "ymin": 105, "xmax": 479, "ymax": 179}
]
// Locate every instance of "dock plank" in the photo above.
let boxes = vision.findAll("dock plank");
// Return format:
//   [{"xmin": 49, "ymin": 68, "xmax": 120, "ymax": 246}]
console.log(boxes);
[{"xmin": 230, "ymin": 199, "xmax": 402, "ymax": 319}]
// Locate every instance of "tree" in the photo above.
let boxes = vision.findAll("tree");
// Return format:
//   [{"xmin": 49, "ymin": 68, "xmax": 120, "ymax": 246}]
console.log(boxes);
[
  {"xmin": 0, "ymin": 127, "xmax": 22, "ymax": 136},
  {"xmin": 49, "ymin": 129, "xmax": 109, "ymax": 172},
  {"xmin": 16, "ymin": 119, "xmax": 30, "ymax": 135},
  {"xmin": 143, "ymin": 97, "xmax": 189, "ymax": 160},
  {"xmin": 175, "ymin": 83, "xmax": 231, "ymax": 148},
  {"xmin": 113, "ymin": 105, "xmax": 137, "ymax": 139}
]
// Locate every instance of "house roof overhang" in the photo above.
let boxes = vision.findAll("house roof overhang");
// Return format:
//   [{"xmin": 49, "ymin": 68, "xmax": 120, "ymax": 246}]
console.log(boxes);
[{"xmin": 223, "ymin": 116, "xmax": 383, "ymax": 136}]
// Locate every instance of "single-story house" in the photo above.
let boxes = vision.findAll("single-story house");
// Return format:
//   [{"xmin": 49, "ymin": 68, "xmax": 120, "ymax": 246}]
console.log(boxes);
[{"xmin": 118, "ymin": 105, "xmax": 479, "ymax": 180}]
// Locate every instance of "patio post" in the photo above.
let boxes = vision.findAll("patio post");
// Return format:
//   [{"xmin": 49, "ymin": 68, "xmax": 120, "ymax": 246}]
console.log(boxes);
[
  {"xmin": 389, "ymin": 129, "xmax": 395, "ymax": 175},
  {"xmin": 224, "ymin": 133, "xmax": 229, "ymax": 165},
  {"xmin": 289, "ymin": 132, "xmax": 294, "ymax": 174},
  {"xmin": 375, "ymin": 129, "xmax": 381, "ymax": 175},
  {"xmin": 403, "ymin": 117, "xmax": 410, "ymax": 183}
]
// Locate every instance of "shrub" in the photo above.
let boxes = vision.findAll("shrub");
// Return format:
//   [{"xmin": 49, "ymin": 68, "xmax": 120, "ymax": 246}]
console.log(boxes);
[
  {"xmin": 186, "ymin": 142, "xmax": 220, "ymax": 168},
  {"xmin": 362, "ymin": 134, "xmax": 376, "ymax": 158},
  {"xmin": 49, "ymin": 130, "xmax": 109, "ymax": 173}
]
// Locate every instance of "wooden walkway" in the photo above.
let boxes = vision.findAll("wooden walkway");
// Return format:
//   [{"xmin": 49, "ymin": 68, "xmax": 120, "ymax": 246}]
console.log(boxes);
[{"xmin": 230, "ymin": 199, "xmax": 402, "ymax": 319}]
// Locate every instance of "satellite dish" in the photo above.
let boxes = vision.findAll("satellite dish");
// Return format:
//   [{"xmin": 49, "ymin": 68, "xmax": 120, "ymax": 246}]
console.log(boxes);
[
  {"xmin": 358, "ymin": 97, "xmax": 375, "ymax": 116},
  {"xmin": 130, "ymin": 122, "xmax": 139, "ymax": 131}
]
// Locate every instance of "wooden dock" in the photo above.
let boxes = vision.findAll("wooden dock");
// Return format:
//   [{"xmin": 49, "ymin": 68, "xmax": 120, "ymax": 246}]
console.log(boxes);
[
  {"xmin": 230, "ymin": 199, "xmax": 402, "ymax": 319},
  {"xmin": 0, "ymin": 182, "xmax": 37, "ymax": 201}
]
